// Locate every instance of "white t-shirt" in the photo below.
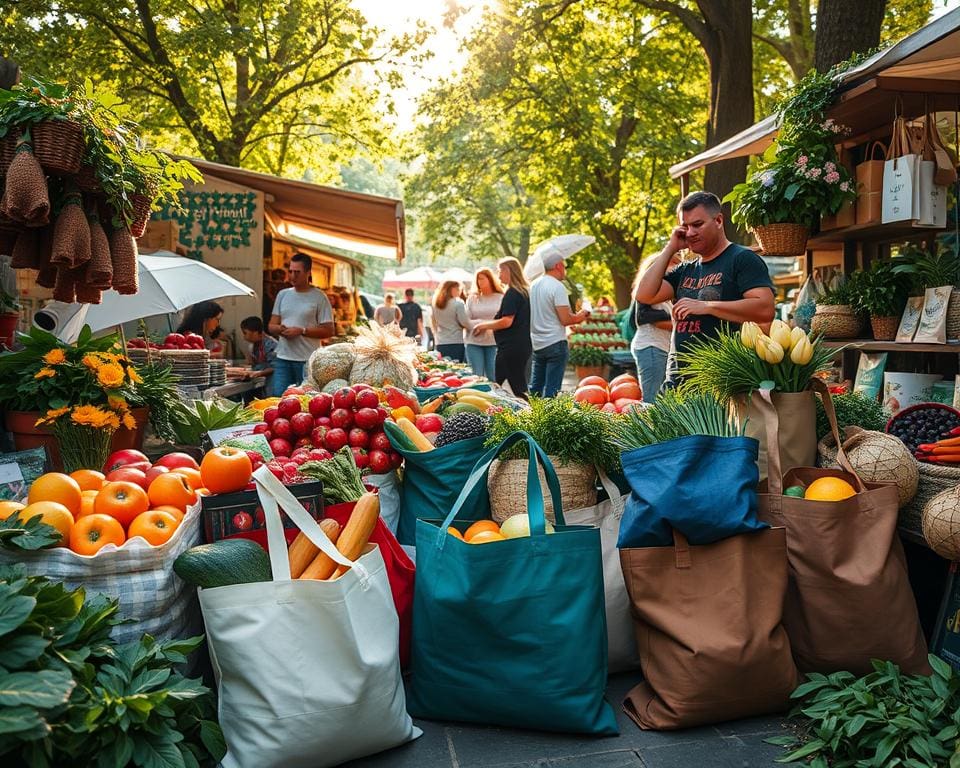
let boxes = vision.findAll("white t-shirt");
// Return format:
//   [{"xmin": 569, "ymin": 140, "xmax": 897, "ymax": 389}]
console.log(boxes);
[
  {"xmin": 271, "ymin": 287, "xmax": 334, "ymax": 361},
  {"xmin": 465, "ymin": 293, "xmax": 503, "ymax": 346},
  {"xmin": 529, "ymin": 275, "xmax": 570, "ymax": 351}
]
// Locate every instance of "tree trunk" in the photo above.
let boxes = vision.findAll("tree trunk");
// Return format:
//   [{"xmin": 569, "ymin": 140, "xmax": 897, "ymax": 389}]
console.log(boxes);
[
  {"xmin": 611, "ymin": 270, "xmax": 633, "ymax": 311},
  {"xmin": 814, "ymin": 0, "xmax": 888, "ymax": 72}
]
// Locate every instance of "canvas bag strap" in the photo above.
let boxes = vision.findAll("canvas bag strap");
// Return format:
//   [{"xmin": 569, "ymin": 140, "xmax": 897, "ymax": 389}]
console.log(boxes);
[
  {"xmin": 810, "ymin": 378, "xmax": 867, "ymax": 491},
  {"xmin": 596, "ymin": 467, "xmax": 622, "ymax": 503},
  {"xmin": 253, "ymin": 465, "xmax": 368, "ymax": 585},
  {"xmin": 926, "ymin": 110, "xmax": 958, "ymax": 182},
  {"xmin": 867, "ymin": 141, "xmax": 887, "ymax": 161},
  {"xmin": 887, "ymin": 116, "xmax": 912, "ymax": 161},
  {"xmin": 671, "ymin": 528, "xmax": 692, "ymax": 570}
]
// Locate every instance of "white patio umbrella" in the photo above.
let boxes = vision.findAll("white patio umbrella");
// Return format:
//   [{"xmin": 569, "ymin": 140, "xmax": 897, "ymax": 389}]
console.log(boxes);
[
  {"xmin": 523, "ymin": 234, "xmax": 596, "ymax": 281},
  {"xmin": 40, "ymin": 251, "xmax": 256, "ymax": 342},
  {"xmin": 381, "ymin": 266, "xmax": 445, "ymax": 291}
]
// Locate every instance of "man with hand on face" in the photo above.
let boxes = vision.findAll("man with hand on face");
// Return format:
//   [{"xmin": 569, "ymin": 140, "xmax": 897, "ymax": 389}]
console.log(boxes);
[{"xmin": 634, "ymin": 191, "xmax": 775, "ymax": 387}]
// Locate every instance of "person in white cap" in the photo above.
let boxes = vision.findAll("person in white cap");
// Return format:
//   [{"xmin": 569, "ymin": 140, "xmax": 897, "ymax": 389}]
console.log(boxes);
[{"xmin": 528, "ymin": 250, "xmax": 590, "ymax": 396}]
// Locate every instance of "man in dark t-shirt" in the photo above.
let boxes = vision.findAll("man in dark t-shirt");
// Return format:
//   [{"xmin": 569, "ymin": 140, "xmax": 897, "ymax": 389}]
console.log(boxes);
[
  {"xmin": 397, "ymin": 288, "xmax": 424, "ymax": 339},
  {"xmin": 634, "ymin": 191, "xmax": 775, "ymax": 385}
]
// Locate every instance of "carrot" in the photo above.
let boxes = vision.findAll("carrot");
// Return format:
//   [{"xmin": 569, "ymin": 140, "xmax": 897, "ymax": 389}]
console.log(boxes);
[
  {"xmin": 924, "ymin": 437, "xmax": 960, "ymax": 449},
  {"xmin": 921, "ymin": 445, "xmax": 960, "ymax": 456}
]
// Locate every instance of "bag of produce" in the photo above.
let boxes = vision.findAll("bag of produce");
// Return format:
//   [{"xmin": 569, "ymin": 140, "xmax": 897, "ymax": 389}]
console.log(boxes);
[
  {"xmin": 306, "ymin": 342, "xmax": 355, "ymax": 389},
  {"xmin": 200, "ymin": 467, "xmax": 420, "ymax": 768},
  {"xmin": 348, "ymin": 323, "xmax": 418, "ymax": 389},
  {"xmin": 408, "ymin": 432, "xmax": 618, "ymax": 735},
  {"xmin": 755, "ymin": 380, "xmax": 929, "ymax": 675}
]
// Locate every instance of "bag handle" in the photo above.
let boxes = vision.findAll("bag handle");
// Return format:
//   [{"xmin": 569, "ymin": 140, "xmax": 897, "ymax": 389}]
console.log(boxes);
[
  {"xmin": 435, "ymin": 430, "xmax": 563, "ymax": 549},
  {"xmin": 253, "ymin": 465, "xmax": 369, "ymax": 586},
  {"xmin": 671, "ymin": 528, "xmax": 692, "ymax": 570},
  {"xmin": 867, "ymin": 141, "xmax": 887, "ymax": 162},
  {"xmin": 887, "ymin": 117, "xmax": 913, "ymax": 161},
  {"xmin": 596, "ymin": 467, "xmax": 621, "ymax": 503}
]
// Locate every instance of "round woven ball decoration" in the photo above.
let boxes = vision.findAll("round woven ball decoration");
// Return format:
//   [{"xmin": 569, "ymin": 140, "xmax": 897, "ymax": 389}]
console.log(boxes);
[
  {"xmin": 922, "ymin": 486, "xmax": 960, "ymax": 561},
  {"xmin": 817, "ymin": 428, "xmax": 918, "ymax": 507}
]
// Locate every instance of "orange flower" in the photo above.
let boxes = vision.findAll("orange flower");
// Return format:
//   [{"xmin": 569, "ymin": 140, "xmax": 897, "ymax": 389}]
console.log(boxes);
[
  {"xmin": 34, "ymin": 368, "xmax": 56, "ymax": 380},
  {"xmin": 122, "ymin": 412, "xmax": 136, "ymax": 430},
  {"xmin": 82, "ymin": 354, "xmax": 102, "ymax": 371},
  {"xmin": 43, "ymin": 349, "xmax": 66, "ymax": 365},
  {"xmin": 96, "ymin": 363, "xmax": 125, "ymax": 389},
  {"xmin": 126, "ymin": 366, "xmax": 143, "ymax": 384},
  {"xmin": 108, "ymin": 396, "xmax": 129, "ymax": 412}
]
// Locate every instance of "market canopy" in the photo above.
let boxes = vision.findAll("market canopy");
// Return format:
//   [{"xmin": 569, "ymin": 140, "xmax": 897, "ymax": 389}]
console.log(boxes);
[
  {"xmin": 184, "ymin": 158, "xmax": 406, "ymax": 262},
  {"xmin": 381, "ymin": 266, "xmax": 445, "ymax": 291},
  {"xmin": 669, "ymin": 7, "xmax": 960, "ymax": 179}
]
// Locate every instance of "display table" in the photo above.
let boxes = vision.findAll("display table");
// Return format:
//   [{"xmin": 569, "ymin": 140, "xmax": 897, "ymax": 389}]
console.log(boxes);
[{"xmin": 201, "ymin": 378, "xmax": 266, "ymax": 400}]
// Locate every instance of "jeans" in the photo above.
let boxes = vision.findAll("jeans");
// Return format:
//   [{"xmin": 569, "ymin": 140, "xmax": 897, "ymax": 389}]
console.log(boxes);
[
  {"xmin": 271, "ymin": 358, "xmax": 307, "ymax": 396},
  {"xmin": 529, "ymin": 340, "xmax": 568, "ymax": 397},
  {"xmin": 632, "ymin": 346, "xmax": 667, "ymax": 403},
  {"xmin": 465, "ymin": 344, "xmax": 497, "ymax": 379},
  {"xmin": 436, "ymin": 343, "xmax": 465, "ymax": 362}
]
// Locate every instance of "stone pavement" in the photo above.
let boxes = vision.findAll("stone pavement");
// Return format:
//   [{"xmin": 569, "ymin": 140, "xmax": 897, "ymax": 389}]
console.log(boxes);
[{"xmin": 343, "ymin": 673, "xmax": 800, "ymax": 768}]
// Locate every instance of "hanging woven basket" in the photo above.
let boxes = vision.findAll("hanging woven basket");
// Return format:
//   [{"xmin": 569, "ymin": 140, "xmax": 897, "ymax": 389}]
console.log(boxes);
[
  {"xmin": 75, "ymin": 163, "xmax": 100, "ymax": 193},
  {"xmin": 752, "ymin": 223, "xmax": 810, "ymax": 257},
  {"xmin": 817, "ymin": 427, "xmax": 918, "ymax": 508},
  {"xmin": 130, "ymin": 194, "xmax": 153, "ymax": 238},
  {"xmin": 922, "ymin": 485, "xmax": 960, "ymax": 561},
  {"xmin": 30, "ymin": 120, "xmax": 85, "ymax": 176}
]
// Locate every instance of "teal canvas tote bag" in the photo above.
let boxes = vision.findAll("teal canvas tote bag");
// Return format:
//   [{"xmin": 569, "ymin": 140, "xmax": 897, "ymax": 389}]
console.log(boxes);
[{"xmin": 408, "ymin": 431, "xmax": 619, "ymax": 735}]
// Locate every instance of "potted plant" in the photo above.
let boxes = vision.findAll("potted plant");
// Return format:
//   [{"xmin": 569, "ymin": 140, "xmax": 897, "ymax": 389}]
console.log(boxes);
[
  {"xmin": 0, "ymin": 77, "xmax": 85, "ymax": 176},
  {"xmin": 568, "ymin": 344, "xmax": 609, "ymax": 380},
  {"xmin": 853, "ymin": 260, "xmax": 909, "ymax": 341},
  {"xmin": 811, "ymin": 275, "xmax": 863, "ymax": 339},
  {"xmin": 892, "ymin": 243, "xmax": 960, "ymax": 339}
]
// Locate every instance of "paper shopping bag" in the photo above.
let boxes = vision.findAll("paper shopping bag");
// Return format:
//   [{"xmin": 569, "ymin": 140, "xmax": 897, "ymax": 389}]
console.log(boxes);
[{"xmin": 882, "ymin": 117, "xmax": 918, "ymax": 224}]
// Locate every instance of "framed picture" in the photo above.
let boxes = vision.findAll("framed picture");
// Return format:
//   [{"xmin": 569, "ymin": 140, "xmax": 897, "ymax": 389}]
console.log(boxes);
[{"xmin": 0, "ymin": 447, "xmax": 51, "ymax": 503}]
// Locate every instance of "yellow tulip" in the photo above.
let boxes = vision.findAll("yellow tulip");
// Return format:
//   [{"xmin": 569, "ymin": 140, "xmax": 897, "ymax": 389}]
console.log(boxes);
[
  {"xmin": 740, "ymin": 321, "xmax": 761, "ymax": 349},
  {"xmin": 755, "ymin": 334, "xmax": 784, "ymax": 364},
  {"xmin": 769, "ymin": 319, "xmax": 793, "ymax": 350},
  {"xmin": 790, "ymin": 335, "xmax": 814, "ymax": 365},
  {"xmin": 789, "ymin": 325, "xmax": 808, "ymax": 350}
]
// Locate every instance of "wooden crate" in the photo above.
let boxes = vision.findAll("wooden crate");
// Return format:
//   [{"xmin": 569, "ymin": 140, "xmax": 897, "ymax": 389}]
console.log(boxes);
[{"xmin": 137, "ymin": 219, "xmax": 180, "ymax": 252}]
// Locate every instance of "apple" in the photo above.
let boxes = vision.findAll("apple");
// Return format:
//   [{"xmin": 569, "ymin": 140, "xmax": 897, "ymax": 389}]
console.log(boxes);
[
  {"xmin": 351, "ymin": 447, "xmax": 369, "ymax": 469},
  {"xmin": 332, "ymin": 387, "xmax": 356, "ymax": 410},
  {"xmin": 315, "ymin": 416, "xmax": 332, "ymax": 428},
  {"xmin": 245, "ymin": 450, "xmax": 264, "ymax": 469},
  {"xmin": 277, "ymin": 396, "xmax": 302, "ymax": 419},
  {"xmin": 311, "ymin": 426, "xmax": 328, "ymax": 446},
  {"xmin": 164, "ymin": 332, "xmax": 186, "ymax": 347},
  {"xmin": 348, "ymin": 428, "xmax": 369, "ymax": 449},
  {"xmin": 155, "ymin": 452, "xmax": 200, "ymax": 470},
  {"xmin": 269, "ymin": 438, "xmax": 292, "ymax": 457},
  {"xmin": 288, "ymin": 453, "xmax": 308, "ymax": 466},
  {"xmin": 330, "ymin": 408, "xmax": 353, "ymax": 430},
  {"xmin": 308, "ymin": 448, "xmax": 333, "ymax": 462},
  {"xmin": 252, "ymin": 422, "xmax": 271, "ymax": 435},
  {"xmin": 106, "ymin": 466, "xmax": 149, "ymax": 492},
  {"xmin": 263, "ymin": 406, "xmax": 280, "ymax": 425},
  {"xmin": 351, "ymin": 383, "xmax": 375, "ymax": 393},
  {"xmin": 232, "ymin": 512, "xmax": 253, "ymax": 531},
  {"xmin": 367, "ymin": 449, "xmax": 391, "ymax": 474},
  {"xmin": 353, "ymin": 407, "xmax": 379, "ymax": 431},
  {"xmin": 283, "ymin": 386, "xmax": 305, "ymax": 396},
  {"xmin": 294, "ymin": 437, "xmax": 312, "ymax": 449},
  {"xmin": 145, "ymin": 465, "xmax": 170, "ymax": 486},
  {"xmin": 308, "ymin": 393, "xmax": 333, "ymax": 418},
  {"xmin": 271, "ymin": 418, "xmax": 293, "ymax": 440},
  {"xmin": 184, "ymin": 332, "xmax": 204, "ymax": 346},
  {"xmin": 388, "ymin": 450, "xmax": 403, "ymax": 470},
  {"xmin": 376, "ymin": 406, "xmax": 390, "ymax": 425},
  {"xmin": 254, "ymin": 507, "xmax": 266, "ymax": 527},
  {"xmin": 104, "ymin": 448, "xmax": 149, "ymax": 474},
  {"xmin": 290, "ymin": 412, "xmax": 314, "ymax": 436},
  {"xmin": 369, "ymin": 431, "xmax": 391, "ymax": 452},
  {"xmin": 355, "ymin": 389, "xmax": 380, "ymax": 410},
  {"xmin": 415, "ymin": 414, "xmax": 444, "ymax": 434},
  {"xmin": 324, "ymin": 428, "xmax": 348, "ymax": 452}
]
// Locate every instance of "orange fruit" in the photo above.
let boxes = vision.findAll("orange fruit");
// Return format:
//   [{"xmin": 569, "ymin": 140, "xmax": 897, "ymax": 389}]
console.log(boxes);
[
  {"xmin": 78, "ymin": 490, "xmax": 99, "ymax": 517},
  {"xmin": 20, "ymin": 501, "xmax": 74, "ymax": 546},
  {"xmin": 195, "ymin": 488, "xmax": 211, "ymax": 497},
  {"xmin": 127, "ymin": 510, "xmax": 180, "ymax": 547},
  {"xmin": 468, "ymin": 530, "xmax": 506, "ymax": 544},
  {"xmin": 803, "ymin": 476, "xmax": 856, "ymax": 502},
  {"xmin": 69, "ymin": 469, "xmax": 107, "ymax": 492},
  {"xmin": 94, "ymin": 481, "xmax": 150, "ymax": 528},
  {"xmin": 200, "ymin": 446, "xmax": 253, "ymax": 494},
  {"xmin": 447, "ymin": 526, "xmax": 464, "ymax": 540},
  {"xmin": 170, "ymin": 467, "xmax": 203, "ymax": 490},
  {"xmin": 148, "ymin": 473, "xmax": 198, "ymax": 511},
  {"xmin": 70, "ymin": 513, "xmax": 125, "ymax": 556},
  {"xmin": 463, "ymin": 520, "xmax": 501, "ymax": 541},
  {"xmin": 151, "ymin": 505, "xmax": 185, "ymax": 523},
  {"xmin": 28, "ymin": 473, "xmax": 83, "ymax": 516},
  {"xmin": 0, "ymin": 500, "xmax": 25, "ymax": 521}
]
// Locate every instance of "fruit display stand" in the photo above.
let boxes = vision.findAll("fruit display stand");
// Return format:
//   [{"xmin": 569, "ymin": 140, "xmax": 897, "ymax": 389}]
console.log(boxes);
[{"xmin": 569, "ymin": 316, "xmax": 629, "ymax": 381}]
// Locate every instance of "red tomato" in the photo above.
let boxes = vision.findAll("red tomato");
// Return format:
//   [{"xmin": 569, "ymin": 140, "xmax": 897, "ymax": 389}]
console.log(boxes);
[
  {"xmin": 104, "ymin": 449, "xmax": 149, "ymax": 474},
  {"xmin": 106, "ymin": 466, "xmax": 150, "ymax": 492},
  {"xmin": 154, "ymin": 452, "xmax": 200, "ymax": 471}
]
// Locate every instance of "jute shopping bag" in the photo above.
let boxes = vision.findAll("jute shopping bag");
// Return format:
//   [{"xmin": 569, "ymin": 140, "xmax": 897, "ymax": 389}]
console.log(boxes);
[
  {"xmin": 199, "ymin": 467, "xmax": 420, "ymax": 768},
  {"xmin": 756, "ymin": 380, "xmax": 929, "ymax": 675},
  {"xmin": 620, "ymin": 527, "xmax": 798, "ymax": 730}
]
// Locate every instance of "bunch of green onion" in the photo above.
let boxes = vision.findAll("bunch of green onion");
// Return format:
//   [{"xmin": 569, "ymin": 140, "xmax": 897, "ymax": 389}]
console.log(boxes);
[{"xmin": 611, "ymin": 389, "xmax": 744, "ymax": 450}]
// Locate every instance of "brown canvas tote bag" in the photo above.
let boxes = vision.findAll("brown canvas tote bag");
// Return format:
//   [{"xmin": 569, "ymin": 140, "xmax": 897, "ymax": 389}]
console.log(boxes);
[
  {"xmin": 737, "ymin": 389, "xmax": 817, "ymax": 481},
  {"xmin": 756, "ymin": 380, "xmax": 929, "ymax": 676},
  {"xmin": 620, "ymin": 527, "xmax": 798, "ymax": 730}
]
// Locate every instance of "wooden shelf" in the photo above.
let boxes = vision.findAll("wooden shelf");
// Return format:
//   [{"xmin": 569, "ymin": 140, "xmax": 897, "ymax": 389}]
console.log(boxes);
[
  {"xmin": 808, "ymin": 221, "xmax": 947, "ymax": 247},
  {"xmin": 822, "ymin": 339, "xmax": 960, "ymax": 354}
]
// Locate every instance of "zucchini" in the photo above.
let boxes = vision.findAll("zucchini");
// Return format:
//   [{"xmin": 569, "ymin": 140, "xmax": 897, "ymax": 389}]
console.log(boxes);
[
  {"xmin": 383, "ymin": 419, "xmax": 418, "ymax": 452},
  {"xmin": 174, "ymin": 538, "xmax": 272, "ymax": 589}
]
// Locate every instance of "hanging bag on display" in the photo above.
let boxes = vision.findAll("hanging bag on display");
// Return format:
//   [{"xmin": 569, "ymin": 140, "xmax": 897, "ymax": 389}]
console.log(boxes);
[
  {"xmin": 620, "ymin": 526, "xmax": 798, "ymax": 730},
  {"xmin": 927, "ymin": 111, "xmax": 959, "ymax": 186},
  {"xmin": 565, "ymin": 469, "xmax": 639, "ymax": 672},
  {"xmin": 913, "ymin": 113, "xmax": 948, "ymax": 228},
  {"xmin": 856, "ymin": 141, "xmax": 886, "ymax": 225},
  {"xmin": 881, "ymin": 116, "xmax": 919, "ymax": 224},
  {"xmin": 199, "ymin": 467, "xmax": 420, "ymax": 768},
  {"xmin": 408, "ymin": 431, "xmax": 619, "ymax": 735},
  {"xmin": 755, "ymin": 380, "xmax": 929, "ymax": 676}
]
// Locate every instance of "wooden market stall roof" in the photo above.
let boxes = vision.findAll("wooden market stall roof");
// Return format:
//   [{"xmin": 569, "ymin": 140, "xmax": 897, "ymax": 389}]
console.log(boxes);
[
  {"xmin": 669, "ymin": 7, "xmax": 960, "ymax": 179},
  {"xmin": 185, "ymin": 157, "xmax": 406, "ymax": 263}
]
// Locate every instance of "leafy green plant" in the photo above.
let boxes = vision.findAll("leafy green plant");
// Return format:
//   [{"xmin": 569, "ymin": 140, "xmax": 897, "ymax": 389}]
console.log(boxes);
[
  {"xmin": 485, "ymin": 395, "xmax": 620, "ymax": 472},
  {"xmin": 568, "ymin": 345, "xmax": 609, "ymax": 367},
  {"xmin": 819, "ymin": 274, "xmax": 861, "ymax": 307},
  {"xmin": 892, "ymin": 242, "xmax": 960, "ymax": 291},
  {"xmin": 126, "ymin": 361, "xmax": 183, "ymax": 444},
  {"xmin": 853, "ymin": 261, "xmax": 909, "ymax": 318},
  {"xmin": 0, "ymin": 76, "xmax": 76, "ymax": 138},
  {"xmin": 611, "ymin": 389, "xmax": 743, "ymax": 450},
  {"xmin": 171, "ymin": 398, "xmax": 260, "ymax": 445},
  {"xmin": 0, "ymin": 565, "xmax": 225, "ymax": 767},
  {"xmin": 768, "ymin": 655, "xmax": 960, "ymax": 768},
  {"xmin": 815, "ymin": 391, "xmax": 887, "ymax": 442},
  {"xmin": 0, "ymin": 511, "xmax": 62, "ymax": 550}
]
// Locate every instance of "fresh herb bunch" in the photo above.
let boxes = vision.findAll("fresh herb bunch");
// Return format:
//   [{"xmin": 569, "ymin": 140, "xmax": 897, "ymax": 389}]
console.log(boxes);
[
  {"xmin": 853, "ymin": 260, "xmax": 909, "ymax": 317},
  {"xmin": 768, "ymin": 655, "xmax": 960, "ymax": 768},
  {"xmin": 0, "ymin": 510, "xmax": 62, "ymax": 550},
  {"xmin": 815, "ymin": 391, "xmax": 887, "ymax": 441},
  {"xmin": 568, "ymin": 345, "xmax": 609, "ymax": 367},
  {"xmin": 611, "ymin": 389, "xmax": 743, "ymax": 451},
  {"xmin": 300, "ymin": 446, "xmax": 367, "ymax": 505},
  {"xmin": 127, "ymin": 361, "xmax": 182, "ymax": 443},
  {"xmin": 484, "ymin": 395, "xmax": 620, "ymax": 472},
  {"xmin": 0, "ymin": 565, "xmax": 225, "ymax": 767},
  {"xmin": 170, "ymin": 398, "xmax": 260, "ymax": 445}
]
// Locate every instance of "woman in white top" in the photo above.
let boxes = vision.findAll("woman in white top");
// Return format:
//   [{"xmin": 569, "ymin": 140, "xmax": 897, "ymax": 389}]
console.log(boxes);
[
  {"xmin": 630, "ymin": 254, "xmax": 679, "ymax": 403},
  {"xmin": 464, "ymin": 268, "xmax": 503, "ymax": 379},
  {"xmin": 373, "ymin": 293, "xmax": 401, "ymax": 326},
  {"xmin": 431, "ymin": 280, "xmax": 472, "ymax": 362}
]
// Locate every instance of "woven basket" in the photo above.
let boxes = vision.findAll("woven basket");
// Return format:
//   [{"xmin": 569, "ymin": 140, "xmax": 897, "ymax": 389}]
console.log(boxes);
[
  {"xmin": 922, "ymin": 486, "xmax": 960, "ymax": 560},
  {"xmin": 817, "ymin": 428, "xmax": 918, "ymax": 507},
  {"xmin": 487, "ymin": 458, "xmax": 597, "ymax": 524},
  {"xmin": 947, "ymin": 287, "xmax": 960, "ymax": 341},
  {"xmin": 811, "ymin": 304, "xmax": 862, "ymax": 338},
  {"xmin": 870, "ymin": 315, "xmax": 899, "ymax": 341},
  {"xmin": 0, "ymin": 131, "xmax": 16, "ymax": 177},
  {"xmin": 899, "ymin": 461, "xmax": 960, "ymax": 537},
  {"xmin": 75, "ymin": 163, "xmax": 100, "ymax": 193},
  {"xmin": 753, "ymin": 223, "xmax": 810, "ymax": 257},
  {"xmin": 130, "ymin": 194, "xmax": 152, "ymax": 238},
  {"xmin": 30, "ymin": 120, "xmax": 84, "ymax": 176}
]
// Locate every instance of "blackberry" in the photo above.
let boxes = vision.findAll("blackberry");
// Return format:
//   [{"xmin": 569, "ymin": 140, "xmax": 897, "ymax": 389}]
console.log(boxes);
[{"xmin": 434, "ymin": 413, "xmax": 488, "ymax": 448}]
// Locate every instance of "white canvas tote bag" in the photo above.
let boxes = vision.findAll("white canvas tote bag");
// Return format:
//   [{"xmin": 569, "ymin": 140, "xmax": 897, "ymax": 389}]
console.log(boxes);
[
  {"xmin": 199, "ymin": 466, "xmax": 420, "ymax": 768},
  {"xmin": 882, "ymin": 117, "xmax": 918, "ymax": 224},
  {"xmin": 564, "ymin": 469, "xmax": 640, "ymax": 672}
]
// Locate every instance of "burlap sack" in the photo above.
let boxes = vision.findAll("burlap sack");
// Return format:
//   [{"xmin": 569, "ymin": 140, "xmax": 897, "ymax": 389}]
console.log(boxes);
[
  {"xmin": 51, "ymin": 192, "xmax": 91, "ymax": 268},
  {"xmin": 85, "ymin": 208, "xmax": 113, "ymax": 289},
  {"xmin": 52, "ymin": 265, "xmax": 77, "ymax": 303},
  {"xmin": 1, "ymin": 141, "xmax": 50, "ymax": 226},
  {"xmin": 109, "ymin": 226, "xmax": 139, "ymax": 295},
  {"xmin": 756, "ymin": 380, "xmax": 929, "ymax": 675},
  {"xmin": 34, "ymin": 226, "xmax": 57, "ymax": 289},
  {"xmin": 10, "ymin": 226, "xmax": 39, "ymax": 269}
]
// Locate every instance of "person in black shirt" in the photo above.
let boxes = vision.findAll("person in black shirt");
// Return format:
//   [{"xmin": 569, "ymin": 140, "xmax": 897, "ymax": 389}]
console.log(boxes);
[
  {"xmin": 470, "ymin": 258, "xmax": 531, "ymax": 399},
  {"xmin": 397, "ymin": 288, "xmax": 424, "ymax": 340},
  {"xmin": 635, "ymin": 191, "xmax": 775, "ymax": 386}
]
